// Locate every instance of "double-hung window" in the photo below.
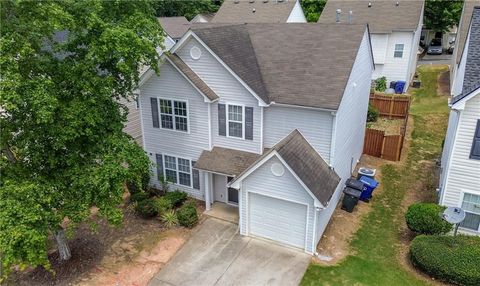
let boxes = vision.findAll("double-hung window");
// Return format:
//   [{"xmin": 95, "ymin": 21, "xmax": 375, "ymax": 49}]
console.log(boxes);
[
  {"xmin": 163, "ymin": 155, "xmax": 192, "ymax": 187},
  {"xmin": 394, "ymin": 44, "xmax": 404, "ymax": 58},
  {"xmin": 228, "ymin": 104, "xmax": 244, "ymax": 138},
  {"xmin": 460, "ymin": 193, "xmax": 480, "ymax": 232},
  {"xmin": 159, "ymin": 99, "xmax": 188, "ymax": 132}
]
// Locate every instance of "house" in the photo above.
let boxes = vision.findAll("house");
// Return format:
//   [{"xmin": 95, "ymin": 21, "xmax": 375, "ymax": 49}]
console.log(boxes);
[
  {"xmin": 190, "ymin": 13, "xmax": 215, "ymax": 23},
  {"xmin": 138, "ymin": 23, "xmax": 374, "ymax": 254},
  {"xmin": 450, "ymin": 0, "xmax": 480, "ymax": 89},
  {"xmin": 211, "ymin": 0, "xmax": 306, "ymax": 23},
  {"xmin": 439, "ymin": 6, "xmax": 480, "ymax": 235},
  {"xmin": 157, "ymin": 16, "xmax": 191, "ymax": 50},
  {"xmin": 318, "ymin": 0, "xmax": 424, "ymax": 91}
]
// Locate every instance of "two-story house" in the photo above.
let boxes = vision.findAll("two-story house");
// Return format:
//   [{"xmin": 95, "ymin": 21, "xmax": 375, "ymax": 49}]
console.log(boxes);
[
  {"xmin": 440, "ymin": 6, "xmax": 480, "ymax": 235},
  {"xmin": 138, "ymin": 23, "xmax": 374, "ymax": 254},
  {"xmin": 319, "ymin": 0, "xmax": 424, "ymax": 91}
]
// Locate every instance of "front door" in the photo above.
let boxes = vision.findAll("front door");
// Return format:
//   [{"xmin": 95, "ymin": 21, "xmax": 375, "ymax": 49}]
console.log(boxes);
[
  {"xmin": 227, "ymin": 177, "xmax": 239, "ymax": 204},
  {"xmin": 213, "ymin": 174, "xmax": 227, "ymax": 203}
]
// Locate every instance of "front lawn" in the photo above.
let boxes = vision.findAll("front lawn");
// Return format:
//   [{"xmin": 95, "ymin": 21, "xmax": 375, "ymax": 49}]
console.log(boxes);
[{"xmin": 301, "ymin": 65, "xmax": 450, "ymax": 286}]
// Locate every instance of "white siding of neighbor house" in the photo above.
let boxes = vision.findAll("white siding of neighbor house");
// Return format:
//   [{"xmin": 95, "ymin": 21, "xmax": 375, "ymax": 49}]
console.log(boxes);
[
  {"xmin": 263, "ymin": 105, "xmax": 333, "ymax": 163},
  {"xmin": 440, "ymin": 110, "xmax": 460, "ymax": 193},
  {"xmin": 121, "ymin": 97, "xmax": 143, "ymax": 145},
  {"xmin": 370, "ymin": 34, "xmax": 388, "ymax": 64},
  {"xmin": 139, "ymin": 61, "xmax": 210, "ymax": 199},
  {"xmin": 177, "ymin": 37, "xmax": 263, "ymax": 154},
  {"xmin": 441, "ymin": 93, "xmax": 480, "ymax": 215},
  {"xmin": 452, "ymin": 28, "xmax": 471, "ymax": 96},
  {"xmin": 372, "ymin": 31, "xmax": 415, "ymax": 85},
  {"xmin": 287, "ymin": 0, "xmax": 307, "ymax": 23},
  {"xmin": 406, "ymin": 6, "xmax": 424, "ymax": 84},
  {"xmin": 239, "ymin": 156, "xmax": 316, "ymax": 254}
]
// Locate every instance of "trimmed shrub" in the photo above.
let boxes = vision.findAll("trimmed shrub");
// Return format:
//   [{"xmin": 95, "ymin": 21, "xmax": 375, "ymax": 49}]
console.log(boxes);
[
  {"xmin": 129, "ymin": 192, "xmax": 150, "ymax": 203},
  {"xmin": 410, "ymin": 235, "xmax": 480, "ymax": 286},
  {"xmin": 161, "ymin": 210, "xmax": 178, "ymax": 228},
  {"xmin": 135, "ymin": 199, "xmax": 158, "ymax": 218},
  {"xmin": 177, "ymin": 202, "xmax": 198, "ymax": 228},
  {"xmin": 405, "ymin": 203, "xmax": 452, "ymax": 235},
  {"xmin": 367, "ymin": 104, "xmax": 379, "ymax": 123},
  {"xmin": 127, "ymin": 172, "xmax": 151, "ymax": 194},
  {"xmin": 154, "ymin": 197, "xmax": 173, "ymax": 215},
  {"xmin": 375, "ymin": 76, "xmax": 387, "ymax": 92},
  {"xmin": 164, "ymin": 190, "xmax": 188, "ymax": 208}
]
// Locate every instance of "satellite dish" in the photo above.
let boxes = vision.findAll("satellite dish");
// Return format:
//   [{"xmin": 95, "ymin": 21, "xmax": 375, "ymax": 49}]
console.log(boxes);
[{"xmin": 443, "ymin": 207, "xmax": 466, "ymax": 224}]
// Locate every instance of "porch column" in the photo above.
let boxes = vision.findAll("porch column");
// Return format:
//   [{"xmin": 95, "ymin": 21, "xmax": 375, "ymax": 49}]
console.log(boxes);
[{"xmin": 204, "ymin": 171, "xmax": 211, "ymax": 211}]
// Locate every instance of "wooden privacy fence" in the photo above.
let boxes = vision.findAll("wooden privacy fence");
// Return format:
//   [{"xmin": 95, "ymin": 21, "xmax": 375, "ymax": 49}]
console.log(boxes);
[
  {"xmin": 370, "ymin": 94, "xmax": 411, "ymax": 119},
  {"xmin": 363, "ymin": 129, "xmax": 404, "ymax": 161}
]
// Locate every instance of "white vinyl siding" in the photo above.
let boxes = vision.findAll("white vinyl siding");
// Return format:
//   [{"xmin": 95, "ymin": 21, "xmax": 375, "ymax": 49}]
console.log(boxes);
[
  {"xmin": 286, "ymin": 0, "xmax": 307, "ymax": 23},
  {"xmin": 370, "ymin": 34, "xmax": 388, "ymax": 64},
  {"xmin": 177, "ymin": 38, "xmax": 262, "ymax": 154},
  {"xmin": 120, "ymin": 96, "xmax": 142, "ymax": 144},
  {"xmin": 240, "ymin": 156, "xmax": 316, "ymax": 254},
  {"xmin": 140, "ymin": 61, "xmax": 209, "ymax": 199},
  {"xmin": 263, "ymin": 105, "xmax": 333, "ymax": 163},
  {"xmin": 441, "ymin": 93, "xmax": 480, "ymax": 215}
]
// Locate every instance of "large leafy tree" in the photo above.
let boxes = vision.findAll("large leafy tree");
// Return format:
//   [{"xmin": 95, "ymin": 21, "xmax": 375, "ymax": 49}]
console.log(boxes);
[
  {"xmin": 301, "ymin": 0, "xmax": 327, "ymax": 23},
  {"xmin": 0, "ymin": 0, "xmax": 162, "ymax": 279},
  {"xmin": 424, "ymin": 0, "xmax": 464, "ymax": 32},
  {"xmin": 153, "ymin": 0, "xmax": 222, "ymax": 20}
]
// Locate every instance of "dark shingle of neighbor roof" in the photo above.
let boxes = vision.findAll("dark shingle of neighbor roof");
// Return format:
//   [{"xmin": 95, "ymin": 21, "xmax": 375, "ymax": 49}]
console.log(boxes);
[
  {"xmin": 318, "ymin": 0, "xmax": 424, "ymax": 34},
  {"xmin": 191, "ymin": 23, "xmax": 367, "ymax": 109},
  {"xmin": 194, "ymin": 147, "xmax": 261, "ymax": 176},
  {"xmin": 166, "ymin": 54, "xmax": 219, "ymax": 101},
  {"xmin": 157, "ymin": 17, "xmax": 190, "ymax": 39},
  {"xmin": 452, "ymin": 6, "xmax": 480, "ymax": 105},
  {"xmin": 456, "ymin": 1, "xmax": 480, "ymax": 64},
  {"xmin": 212, "ymin": 0, "xmax": 296, "ymax": 23}
]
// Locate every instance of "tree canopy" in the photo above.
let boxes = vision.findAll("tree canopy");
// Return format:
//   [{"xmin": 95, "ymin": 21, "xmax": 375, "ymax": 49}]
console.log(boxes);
[
  {"xmin": 153, "ymin": 0, "xmax": 222, "ymax": 20},
  {"xmin": 424, "ymin": 0, "xmax": 464, "ymax": 32},
  {"xmin": 301, "ymin": 0, "xmax": 327, "ymax": 23},
  {"xmin": 0, "ymin": 0, "xmax": 162, "ymax": 279}
]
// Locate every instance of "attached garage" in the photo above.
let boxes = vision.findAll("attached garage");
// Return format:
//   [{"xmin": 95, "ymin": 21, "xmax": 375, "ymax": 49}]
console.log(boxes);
[
  {"xmin": 249, "ymin": 192, "xmax": 307, "ymax": 249},
  {"xmin": 230, "ymin": 130, "xmax": 341, "ymax": 254}
]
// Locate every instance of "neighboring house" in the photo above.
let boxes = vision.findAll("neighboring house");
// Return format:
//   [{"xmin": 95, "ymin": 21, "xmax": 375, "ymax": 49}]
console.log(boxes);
[
  {"xmin": 439, "ymin": 6, "xmax": 480, "ymax": 235},
  {"xmin": 318, "ymin": 0, "xmax": 424, "ymax": 91},
  {"xmin": 157, "ymin": 16, "xmax": 191, "ymax": 50},
  {"xmin": 190, "ymin": 13, "xmax": 215, "ymax": 23},
  {"xmin": 212, "ymin": 0, "xmax": 306, "ymax": 23},
  {"xmin": 450, "ymin": 1, "xmax": 480, "ymax": 89},
  {"xmin": 421, "ymin": 27, "xmax": 457, "ymax": 50},
  {"xmin": 138, "ymin": 23, "xmax": 374, "ymax": 254}
]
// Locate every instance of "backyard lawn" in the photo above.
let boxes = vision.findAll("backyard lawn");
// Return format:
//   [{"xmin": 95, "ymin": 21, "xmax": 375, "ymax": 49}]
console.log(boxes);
[{"xmin": 301, "ymin": 65, "xmax": 450, "ymax": 286}]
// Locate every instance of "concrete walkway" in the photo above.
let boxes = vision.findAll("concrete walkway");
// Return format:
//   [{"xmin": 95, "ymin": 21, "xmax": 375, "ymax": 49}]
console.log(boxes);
[{"xmin": 148, "ymin": 218, "xmax": 310, "ymax": 286}]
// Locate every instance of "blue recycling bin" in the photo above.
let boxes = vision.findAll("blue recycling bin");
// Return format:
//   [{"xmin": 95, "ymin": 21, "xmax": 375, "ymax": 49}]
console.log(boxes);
[
  {"xmin": 395, "ymin": 81, "xmax": 406, "ymax": 94},
  {"xmin": 359, "ymin": 175, "xmax": 379, "ymax": 202}
]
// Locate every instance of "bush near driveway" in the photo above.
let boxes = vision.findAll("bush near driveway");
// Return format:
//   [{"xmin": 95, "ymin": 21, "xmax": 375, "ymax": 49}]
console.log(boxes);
[
  {"xmin": 405, "ymin": 203, "xmax": 452, "ymax": 235},
  {"xmin": 134, "ymin": 199, "xmax": 158, "ymax": 218},
  {"xmin": 177, "ymin": 200, "xmax": 198, "ymax": 228},
  {"xmin": 130, "ymin": 192, "xmax": 150, "ymax": 203},
  {"xmin": 164, "ymin": 190, "xmax": 188, "ymax": 208},
  {"xmin": 154, "ymin": 196, "xmax": 173, "ymax": 215},
  {"xmin": 410, "ymin": 235, "xmax": 480, "ymax": 286}
]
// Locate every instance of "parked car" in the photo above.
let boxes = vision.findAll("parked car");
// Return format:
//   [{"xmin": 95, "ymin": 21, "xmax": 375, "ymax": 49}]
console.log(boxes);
[{"xmin": 427, "ymin": 38, "xmax": 443, "ymax": 55}]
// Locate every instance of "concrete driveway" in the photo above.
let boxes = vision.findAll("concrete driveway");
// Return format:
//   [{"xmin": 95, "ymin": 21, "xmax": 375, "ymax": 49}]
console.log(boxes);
[{"xmin": 148, "ymin": 218, "xmax": 311, "ymax": 286}]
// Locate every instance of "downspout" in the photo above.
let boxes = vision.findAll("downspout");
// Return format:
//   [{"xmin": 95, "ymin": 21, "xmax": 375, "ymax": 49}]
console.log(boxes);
[{"xmin": 329, "ymin": 111, "xmax": 337, "ymax": 168}]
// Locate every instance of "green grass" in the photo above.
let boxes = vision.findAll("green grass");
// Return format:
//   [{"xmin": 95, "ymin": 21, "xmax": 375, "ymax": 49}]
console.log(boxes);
[{"xmin": 301, "ymin": 65, "xmax": 450, "ymax": 286}]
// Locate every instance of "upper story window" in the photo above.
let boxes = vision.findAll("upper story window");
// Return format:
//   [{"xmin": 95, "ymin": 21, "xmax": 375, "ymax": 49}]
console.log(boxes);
[
  {"xmin": 394, "ymin": 44, "xmax": 404, "ymax": 58},
  {"xmin": 159, "ymin": 99, "xmax": 188, "ymax": 132},
  {"xmin": 470, "ymin": 119, "xmax": 480, "ymax": 160},
  {"xmin": 228, "ymin": 104, "xmax": 244, "ymax": 138},
  {"xmin": 163, "ymin": 155, "xmax": 192, "ymax": 187}
]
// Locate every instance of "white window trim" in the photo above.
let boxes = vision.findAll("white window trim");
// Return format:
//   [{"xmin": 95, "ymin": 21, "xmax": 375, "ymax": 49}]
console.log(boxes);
[
  {"xmin": 162, "ymin": 153, "xmax": 193, "ymax": 188},
  {"xmin": 459, "ymin": 191, "xmax": 480, "ymax": 232},
  {"xmin": 394, "ymin": 43, "xmax": 404, "ymax": 58},
  {"xmin": 158, "ymin": 97, "xmax": 190, "ymax": 134},
  {"xmin": 226, "ymin": 103, "xmax": 245, "ymax": 140}
]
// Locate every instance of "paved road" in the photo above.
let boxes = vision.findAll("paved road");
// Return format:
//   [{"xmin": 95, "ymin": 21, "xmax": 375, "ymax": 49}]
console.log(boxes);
[
  {"xmin": 148, "ymin": 218, "xmax": 311, "ymax": 286},
  {"xmin": 418, "ymin": 53, "xmax": 452, "ymax": 66}
]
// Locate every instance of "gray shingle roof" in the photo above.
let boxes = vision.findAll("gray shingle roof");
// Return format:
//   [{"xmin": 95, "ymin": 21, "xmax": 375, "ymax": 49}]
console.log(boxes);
[
  {"xmin": 166, "ymin": 54, "xmax": 219, "ymax": 101},
  {"xmin": 455, "ymin": 1, "xmax": 480, "ymax": 65},
  {"xmin": 318, "ymin": 0, "xmax": 424, "ymax": 34},
  {"xmin": 194, "ymin": 147, "xmax": 261, "ymax": 176},
  {"xmin": 452, "ymin": 6, "xmax": 480, "ymax": 105},
  {"xmin": 212, "ymin": 0, "xmax": 296, "ymax": 23},
  {"xmin": 157, "ymin": 17, "xmax": 190, "ymax": 39},
  {"xmin": 191, "ymin": 23, "xmax": 368, "ymax": 109}
]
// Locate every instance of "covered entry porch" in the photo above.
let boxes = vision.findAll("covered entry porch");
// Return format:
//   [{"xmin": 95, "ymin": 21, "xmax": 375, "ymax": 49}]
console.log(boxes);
[{"xmin": 194, "ymin": 146, "xmax": 260, "ymax": 215}]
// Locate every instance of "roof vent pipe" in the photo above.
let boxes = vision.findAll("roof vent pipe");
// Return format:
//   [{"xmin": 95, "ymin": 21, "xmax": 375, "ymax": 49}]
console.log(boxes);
[
  {"xmin": 249, "ymin": 0, "xmax": 255, "ymax": 3},
  {"xmin": 263, "ymin": 0, "xmax": 268, "ymax": 3},
  {"xmin": 348, "ymin": 10, "xmax": 352, "ymax": 24},
  {"xmin": 252, "ymin": 8, "xmax": 256, "ymax": 13},
  {"xmin": 336, "ymin": 9, "xmax": 341, "ymax": 23},
  {"xmin": 396, "ymin": 1, "xmax": 399, "ymax": 6},
  {"xmin": 234, "ymin": 0, "xmax": 239, "ymax": 3},
  {"xmin": 368, "ymin": 2, "xmax": 372, "ymax": 7}
]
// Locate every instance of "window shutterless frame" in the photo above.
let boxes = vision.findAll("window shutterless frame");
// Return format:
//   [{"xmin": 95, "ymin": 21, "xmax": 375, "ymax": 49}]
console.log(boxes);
[
  {"xmin": 226, "ymin": 103, "xmax": 245, "ymax": 140},
  {"xmin": 394, "ymin": 44, "xmax": 404, "ymax": 58},
  {"xmin": 157, "ymin": 98, "xmax": 190, "ymax": 134},
  {"xmin": 161, "ymin": 153, "xmax": 193, "ymax": 188},
  {"xmin": 459, "ymin": 191, "xmax": 480, "ymax": 232}
]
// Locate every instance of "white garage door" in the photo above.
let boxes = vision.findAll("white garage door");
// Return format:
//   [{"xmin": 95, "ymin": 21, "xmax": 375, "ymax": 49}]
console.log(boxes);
[{"xmin": 249, "ymin": 192, "xmax": 307, "ymax": 249}]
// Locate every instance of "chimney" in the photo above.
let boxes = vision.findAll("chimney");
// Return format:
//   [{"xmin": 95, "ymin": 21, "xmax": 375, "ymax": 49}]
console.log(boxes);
[
  {"xmin": 336, "ymin": 9, "xmax": 341, "ymax": 23},
  {"xmin": 348, "ymin": 11, "xmax": 353, "ymax": 24}
]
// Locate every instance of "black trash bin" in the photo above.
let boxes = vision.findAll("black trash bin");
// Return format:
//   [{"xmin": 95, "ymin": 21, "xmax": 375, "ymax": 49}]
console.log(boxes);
[
  {"xmin": 341, "ymin": 187, "xmax": 362, "ymax": 213},
  {"xmin": 345, "ymin": 178, "xmax": 364, "ymax": 191}
]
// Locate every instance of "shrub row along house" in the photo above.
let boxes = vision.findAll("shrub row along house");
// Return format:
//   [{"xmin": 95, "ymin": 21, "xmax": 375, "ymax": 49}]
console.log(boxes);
[
  {"xmin": 440, "ymin": 3, "xmax": 480, "ymax": 235},
  {"xmin": 136, "ymin": 21, "xmax": 374, "ymax": 253}
]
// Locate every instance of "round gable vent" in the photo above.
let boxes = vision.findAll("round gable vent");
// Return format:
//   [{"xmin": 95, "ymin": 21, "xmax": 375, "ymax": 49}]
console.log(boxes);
[
  {"xmin": 271, "ymin": 163, "xmax": 285, "ymax": 177},
  {"xmin": 190, "ymin": 46, "xmax": 202, "ymax": 60}
]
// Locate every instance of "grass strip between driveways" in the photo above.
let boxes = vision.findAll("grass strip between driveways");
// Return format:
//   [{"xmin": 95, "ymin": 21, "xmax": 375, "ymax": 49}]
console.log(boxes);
[{"xmin": 301, "ymin": 65, "xmax": 450, "ymax": 286}]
